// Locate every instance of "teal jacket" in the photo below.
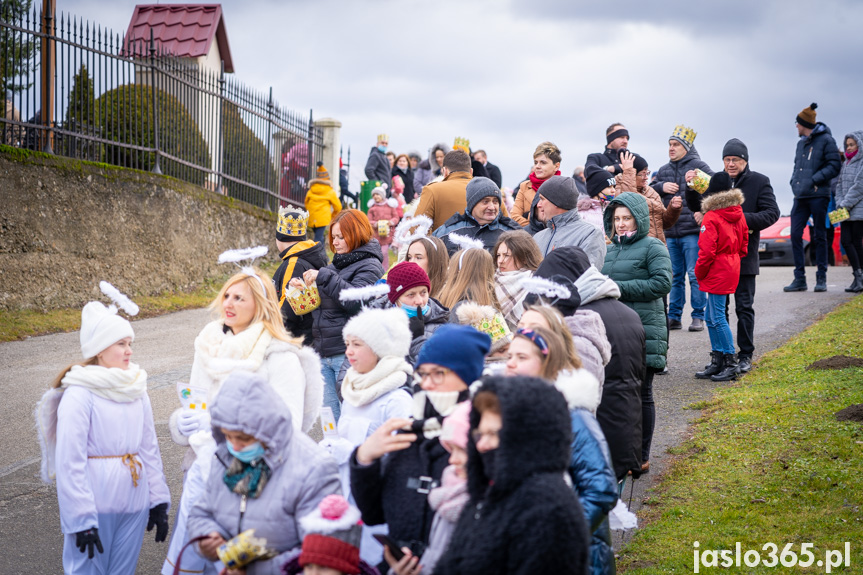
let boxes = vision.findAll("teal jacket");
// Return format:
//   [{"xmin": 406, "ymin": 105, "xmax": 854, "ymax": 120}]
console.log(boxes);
[{"xmin": 602, "ymin": 193, "xmax": 672, "ymax": 370}]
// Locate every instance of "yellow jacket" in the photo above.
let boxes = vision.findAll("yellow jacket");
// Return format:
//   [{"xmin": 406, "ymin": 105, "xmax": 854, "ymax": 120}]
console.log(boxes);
[{"xmin": 305, "ymin": 179, "xmax": 342, "ymax": 228}]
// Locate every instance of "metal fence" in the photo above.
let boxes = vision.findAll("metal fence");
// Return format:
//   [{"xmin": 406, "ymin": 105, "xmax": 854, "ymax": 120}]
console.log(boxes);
[{"xmin": 0, "ymin": 1, "xmax": 322, "ymax": 209}]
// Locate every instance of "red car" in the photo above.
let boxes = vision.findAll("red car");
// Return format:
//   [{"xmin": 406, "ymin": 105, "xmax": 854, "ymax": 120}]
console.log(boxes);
[{"xmin": 758, "ymin": 216, "xmax": 842, "ymax": 266}]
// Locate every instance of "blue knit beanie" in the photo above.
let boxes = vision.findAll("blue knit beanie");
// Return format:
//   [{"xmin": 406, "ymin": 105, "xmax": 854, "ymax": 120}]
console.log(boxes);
[{"xmin": 415, "ymin": 324, "xmax": 491, "ymax": 385}]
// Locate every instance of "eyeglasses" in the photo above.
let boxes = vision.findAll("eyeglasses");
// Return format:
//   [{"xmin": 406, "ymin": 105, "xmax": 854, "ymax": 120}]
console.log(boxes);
[
  {"xmin": 471, "ymin": 428, "xmax": 500, "ymax": 444},
  {"xmin": 413, "ymin": 367, "xmax": 451, "ymax": 386},
  {"xmin": 724, "ymin": 157, "xmax": 745, "ymax": 165}
]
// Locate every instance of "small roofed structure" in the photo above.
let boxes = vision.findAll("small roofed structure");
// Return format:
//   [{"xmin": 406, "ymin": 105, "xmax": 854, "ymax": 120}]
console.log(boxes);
[{"xmin": 124, "ymin": 4, "xmax": 234, "ymax": 73}]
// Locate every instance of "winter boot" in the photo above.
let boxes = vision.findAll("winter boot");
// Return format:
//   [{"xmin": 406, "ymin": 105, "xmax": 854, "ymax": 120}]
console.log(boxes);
[
  {"xmin": 737, "ymin": 354, "xmax": 753, "ymax": 373},
  {"xmin": 783, "ymin": 277, "xmax": 808, "ymax": 292},
  {"xmin": 814, "ymin": 276, "xmax": 827, "ymax": 292},
  {"xmin": 695, "ymin": 352, "xmax": 722, "ymax": 379},
  {"xmin": 711, "ymin": 353, "xmax": 740, "ymax": 381},
  {"xmin": 845, "ymin": 270, "xmax": 863, "ymax": 293}
]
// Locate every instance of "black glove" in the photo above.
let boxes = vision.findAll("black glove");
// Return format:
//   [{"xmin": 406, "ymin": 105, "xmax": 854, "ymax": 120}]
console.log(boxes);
[
  {"xmin": 408, "ymin": 306, "xmax": 425, "ymax": 339},
  {"xmin": 147, "ymin": 502, "xmax": 169, "ymax": 543},
  {"xmin": 75, "ymin": 528, "xmax": 104, "ymax": 559}
]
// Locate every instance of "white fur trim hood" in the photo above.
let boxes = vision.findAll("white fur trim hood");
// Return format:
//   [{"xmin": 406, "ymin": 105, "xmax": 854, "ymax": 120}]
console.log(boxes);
[{"xmin": 554, "ymin": 367, "xmax": 602, "ymax": 414}]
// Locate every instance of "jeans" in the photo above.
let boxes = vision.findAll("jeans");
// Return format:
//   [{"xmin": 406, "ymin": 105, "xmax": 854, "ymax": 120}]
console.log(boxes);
[
  {"xmin": 706, "ymin": 293, "xmax": 735, "ymax": 354},
  {"xmin": 320, "ymin": 353, "xmax": 346, "ymax": 421},
  {"xmin": 311, "ymin": 226, "xmax": 326, "ymax": 243},
  {"xmin": 790, "ymin": 196, "xmax": 830, "ymax": 280},
  {"xmin": 667, "ymin": 234, "xmax": 705, "ymax": 320}
]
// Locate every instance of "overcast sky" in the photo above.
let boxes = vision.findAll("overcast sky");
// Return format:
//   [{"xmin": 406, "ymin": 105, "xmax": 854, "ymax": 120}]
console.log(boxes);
[{"xmin": 64, "ymin": 0, "xmax": 863, "ymax": 214}]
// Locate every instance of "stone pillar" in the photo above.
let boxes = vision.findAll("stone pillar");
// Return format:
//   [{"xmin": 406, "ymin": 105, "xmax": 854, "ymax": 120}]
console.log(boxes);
[{"xmin": 315, "ymin": 118, "xmax": 342, "ymax": 194}]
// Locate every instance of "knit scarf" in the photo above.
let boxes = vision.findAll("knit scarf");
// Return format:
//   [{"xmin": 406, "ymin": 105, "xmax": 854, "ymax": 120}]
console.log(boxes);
[
  {"xmin": 409, "ymin": 390, "xmax": 467, "ymax": 439},
  {"xmin": 61, "ymin": 363, "xmax": 148, "ymax": 402},
  {"xmin": 528, "ymin": 170, "xmax": 561, "ymax": 191},
  {"xmin": 494, "ymin": 269, "xmax": 532, "ymax": 330},
  {"xmin": 332, "ymin": 248, "xmax": 378, "ymax": 270},
  {"xmin": 427, "ymin": 465, "xmax": 469, "ymax": 522},
  {"xmin": 223, "ymin": 456, "xmax": 272, "ymax": 499},
  {"xmin": 341, "ymin": 356, "xmax": 413, "ymax": 408},
  {"xmin": 195, "ymin": 322, "xmax": 272, "ymax": 402}
]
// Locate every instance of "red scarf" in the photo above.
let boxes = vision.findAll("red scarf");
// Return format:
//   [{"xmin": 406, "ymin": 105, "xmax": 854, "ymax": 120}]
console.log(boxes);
[{"xmin": 529, "ymin": 170, "xmax": 561, "ymax": 191}]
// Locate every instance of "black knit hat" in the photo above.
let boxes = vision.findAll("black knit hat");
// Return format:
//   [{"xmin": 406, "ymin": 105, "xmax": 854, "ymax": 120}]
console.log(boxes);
[
  {"xmin": 584, "ymin": 165, "xmax": 617, "ymax": 198},
  {"xmin": 722, "ymin": 138, "xmax": 749, "ymax": 162},
  {"xmin": 633, "ymin": 154, "xmax": 649, "ymax": 173}
]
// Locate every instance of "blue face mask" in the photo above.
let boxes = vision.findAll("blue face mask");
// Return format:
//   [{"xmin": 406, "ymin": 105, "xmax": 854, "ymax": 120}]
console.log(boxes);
[
  {"xmin": 401, "ymin": 302, "xmax": 430, "ymax": 318},
  {"xmin": 227, "ymin": 440, "xmax": 265, "ymax": 463},
  {"xmin": 377, "ymin": 145, "xmax": 388, "ymax": 153}
]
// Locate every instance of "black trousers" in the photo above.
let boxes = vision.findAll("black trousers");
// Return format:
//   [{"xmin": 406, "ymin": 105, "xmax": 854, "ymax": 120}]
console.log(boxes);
[
  {"xmin": 725, "ymin": 274, "xmax": 756, "ymax": 357},
  {"xmin": 840, "ymin": 220, "xmax": 863, "ymax": 271}
]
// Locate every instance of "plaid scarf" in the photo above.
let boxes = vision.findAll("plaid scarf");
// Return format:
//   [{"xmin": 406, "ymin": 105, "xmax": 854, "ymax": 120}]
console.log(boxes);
[{"xmin": 494, "ymin": 269, "xmax": 533, "ymax": 330}]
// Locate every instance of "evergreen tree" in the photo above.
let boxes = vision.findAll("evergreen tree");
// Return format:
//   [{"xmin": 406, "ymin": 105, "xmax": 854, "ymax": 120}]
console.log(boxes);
[{"xmin": 66, "ymin": 64, "xmax": 96, "ymax": 128}]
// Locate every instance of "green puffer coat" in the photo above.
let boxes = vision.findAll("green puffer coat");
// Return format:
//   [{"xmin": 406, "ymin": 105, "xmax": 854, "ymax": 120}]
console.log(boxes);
[{"xmin": 602, "ymin": 193, "xmax": 672, "ymax": 370}]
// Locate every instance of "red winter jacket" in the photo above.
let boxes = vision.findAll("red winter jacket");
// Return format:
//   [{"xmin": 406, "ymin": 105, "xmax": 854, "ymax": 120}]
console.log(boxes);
[{"xmin": 695, "ymin": 189, "xmax": 749, "ymax": 295}]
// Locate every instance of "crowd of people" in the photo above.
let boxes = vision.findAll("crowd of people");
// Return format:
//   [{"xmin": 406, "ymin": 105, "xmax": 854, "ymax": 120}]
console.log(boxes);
[{"xmin": 35, "ymin": 101, "xmax": 862, "ymax": 575}]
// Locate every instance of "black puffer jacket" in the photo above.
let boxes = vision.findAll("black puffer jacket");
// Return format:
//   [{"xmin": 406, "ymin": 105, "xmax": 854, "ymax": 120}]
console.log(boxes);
[
  {"xmin": 534, "ymin": 247, "xmax": 645, "ymax": 480},
  {"xmin": 392, "ymin": 165, "xmax": 416, "ymax": 204},
  {"xmin": 686, "ymin": 166, "xmax": 780, "ymax": 276},
  {"xmin": 585, "ymin": 147, "xmax": 625, "ymax": 176},
  {"xmin": 651, "ymin": 146, "xmax": 714, "ymax": 238},
  {"xmin": 434, "ymin": 376, "xmax": 590, "ymax": 575},
  {"xmin": 365, "ymin": 147, "xmax": 391, "ymax": 185},
  {"xmin": 311, "ymin": 239, "xmax": 385, "ymax": 357},
  {"xmin": 272, "ymin": 240, "xmax": 328, "ymax": 346}
]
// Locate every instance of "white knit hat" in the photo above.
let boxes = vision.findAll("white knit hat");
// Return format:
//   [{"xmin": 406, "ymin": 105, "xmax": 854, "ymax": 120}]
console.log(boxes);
[
  {"xmin": 342, "ymin": 308, "xmax": 411, "ymax": 359},
  {"xmin": 80, "ymin": 301, "xmax": 135, "ymax": 359}
]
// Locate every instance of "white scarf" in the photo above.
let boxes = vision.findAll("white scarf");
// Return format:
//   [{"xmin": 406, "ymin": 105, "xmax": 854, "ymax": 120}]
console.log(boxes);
[
  {"xmin": 194, "ymin": 321, "xmax": 272, "ymax": 401},
  {"xmin": 35, "ymin": 363, "xmax": 147, "ymax": 484},
  {"xmin": 494, "ymin": 269, "xmax": 532, "ymax": 330},
  {"xmin": 411, "ymin": 390, "xmax": 463, "ymax": 439},
  {"xmin": 341, "ymin": 356, "xmax": 412, "ymax": 408}
]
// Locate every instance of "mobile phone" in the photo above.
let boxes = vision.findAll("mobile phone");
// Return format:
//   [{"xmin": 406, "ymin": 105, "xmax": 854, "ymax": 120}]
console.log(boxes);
[{"xmin": 373, "ymin": 534, "xmax": 405, "ymax": 561}]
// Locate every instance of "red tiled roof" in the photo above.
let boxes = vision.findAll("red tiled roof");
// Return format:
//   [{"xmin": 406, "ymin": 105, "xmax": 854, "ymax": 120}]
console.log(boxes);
[{"xmin": 124, "ymin": 4, "xmax": 234, "ymax": 73}]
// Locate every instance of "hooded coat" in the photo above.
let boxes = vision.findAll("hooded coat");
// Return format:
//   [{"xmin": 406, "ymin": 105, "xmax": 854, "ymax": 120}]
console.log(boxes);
[
  {"xmin": 835, "ymin": 131, "xmax": 863, "ymax": 220},
  {"xmin": 533, "ymin": 247, "xmax": 645, "ymax": 480},
  {"xmin": 187, "ymin": 373, "xmax": 341, "ymax": 575},
  {"xmin": 685, "ymin": 165, "xmax": 780, "ymax": 275},
  {"xmin": 650, "ymin": 146, "xmax": 714, "ymax": 238},
  {"xmin": 602, "ymin": 193, "xmax": 672, "ymax": 370},
  {"xmin": 694, "ymin": 189, "xmax": 749, "ymax": 295},
  {"xmin": 365, "ymin": 146, "xmax": 392, "ymax": 185},
  {"xmin": 311, "ymin": 239, "xmax": 386, "ymax": 357},
  {"xmin": 273, "ymin": 240, "xmax": 329, "ymax": 346},
  {"xmin": 414, "ymin": 144, "xmax": 448, "ymax": 191},
  {"xmin": 555, "ymin": 369, "xmax": 619, "ymax": 575},
  {"xmin": 791, "ymin": 122, "xmax": 842, "ymax": 198},
  {"xmin": 533, "ymin": 208, "xmax": 608, "ymax": 268},
  {"xmin": 305, "ymin": 179, "xmax": 342, "ymax": 229},
  {"xmin": 433, "ymin": 376, "xmax": 591, "ymax": 575}
]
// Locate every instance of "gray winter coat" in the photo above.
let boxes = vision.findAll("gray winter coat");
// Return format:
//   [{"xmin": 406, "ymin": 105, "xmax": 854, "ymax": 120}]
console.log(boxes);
[
  {"xmin": 835, "ymin": 131, "xmax": 863, "ymax": 221},
  {"xmin": 533, "ymin": 209, "xmax": 607, "ymax": 268},
  {"xmin": 365, "ymin": 147, "xmax": 392, "ymax": 185},
  {"xmin": 650, "ymin": 146, "xmax": 714, "ymax": 238},
  {"xmin": 187, "ymin": 372, "xmax": 341, "ymax": 575}
]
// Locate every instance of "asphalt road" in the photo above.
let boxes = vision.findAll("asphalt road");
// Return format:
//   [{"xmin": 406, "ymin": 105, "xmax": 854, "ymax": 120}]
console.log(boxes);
[{"xmin": 0, "ymin": 266, "xmax": 857, "ymax": 573}]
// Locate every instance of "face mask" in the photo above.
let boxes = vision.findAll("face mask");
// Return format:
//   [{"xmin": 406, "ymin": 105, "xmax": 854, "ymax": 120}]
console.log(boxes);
[
  {"xmin": 401, "ymin": 302, "xmax": 430, "ymax": 318},
  {"xmin": 377, "ymin": 145, "xmax": 388, "ymax": 153},
  {"xmin": 227, "ymin": 440, "xmax": 265, "ymax": 463},
  {"xmin": 846, "ymin": 149, "xmax": 858, "ymax": 160},
  {"xmin": 480, "ymin": 449, "xmax": 497, "ymax": 481}
]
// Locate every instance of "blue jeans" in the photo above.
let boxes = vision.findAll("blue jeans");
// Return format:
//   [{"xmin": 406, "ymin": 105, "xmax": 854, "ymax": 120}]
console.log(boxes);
[
  {"xmin": 311, "ymin": 226, "xmax": 326, "ymax": 243},
  {"xmin": 705, "ymin": 293, "xmax": 735, "ymax": 354},
  {"xmin": 320, "ymin": 353, "xmax": 346, "ymax": 421},
  {"xmin": 790, "ymin": 196, "xmax": 830, "ymax": 281},
  {"xmin": 667, "ymin": 235, "xmax": 705, "ymax": 320}
]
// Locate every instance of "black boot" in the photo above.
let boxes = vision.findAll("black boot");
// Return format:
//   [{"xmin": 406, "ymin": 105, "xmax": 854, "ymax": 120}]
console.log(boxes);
[
  {"xmin": 738, "ymin": 354, "xmax": 752, "ymax": 373},
  {"xmin": 711, "ymin": 353, "xmax": 740, "ymax": 381},
  {"xmin": 695, "ymin": 352, "xmax": 722, "ymax": 379},
  {"xmin": 846, "ymin": 270, "xmax": 863, "ymax": 293}
]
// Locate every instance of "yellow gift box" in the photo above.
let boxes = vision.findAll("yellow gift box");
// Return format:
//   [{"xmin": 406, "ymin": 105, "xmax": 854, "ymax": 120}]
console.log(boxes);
[
  {"xmin": 829, "ymin": 208, "xmax": 849, "ymax": 225},
  {"xmin": 689, "ymin": 169, "xmax": 711, "ymax": 194},
  {"xmin": 285, "ymin": 283, "xmax": 321, "ymax": 316}
]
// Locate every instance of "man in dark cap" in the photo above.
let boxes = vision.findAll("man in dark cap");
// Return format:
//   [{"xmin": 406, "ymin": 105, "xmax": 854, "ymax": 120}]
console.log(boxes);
[{"xmin": 533, "ymin": 175, "xmax": 607, "ymax": 267}]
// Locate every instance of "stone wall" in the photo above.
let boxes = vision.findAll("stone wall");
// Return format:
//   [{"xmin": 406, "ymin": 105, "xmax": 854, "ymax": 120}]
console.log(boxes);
[{"xmin": 0, "ymin": 148, "xmax": 278, "ymax": 311}]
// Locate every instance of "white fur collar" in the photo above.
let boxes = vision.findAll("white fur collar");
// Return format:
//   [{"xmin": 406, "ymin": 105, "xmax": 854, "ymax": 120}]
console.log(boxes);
[{"xmin": 554, "ymin": 368, "xmax": 601, "ymax": 413}]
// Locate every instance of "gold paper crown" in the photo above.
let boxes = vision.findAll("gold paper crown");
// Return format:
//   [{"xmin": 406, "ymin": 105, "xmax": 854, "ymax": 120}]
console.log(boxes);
[
  {"xmin": 453, "ymin": 136, "xmax": 470, "ymax": 153},
  {"xmin": 218, "ymin": 529, "xmax": 272, "ymax": 569},
  {"xmin": 377, "ymin": 133, "xmax": 389, "ymax": 142},
  {"xmin": 472, "ymin": 313, "xmax": 510, "ymax": 343},
  {"xmin": 671, "ymin": 125, "xmax": 697, "ymax": 147},
  {"xmin": 277, "ymin": 206, "xmax": 309, "ymax": 237}
]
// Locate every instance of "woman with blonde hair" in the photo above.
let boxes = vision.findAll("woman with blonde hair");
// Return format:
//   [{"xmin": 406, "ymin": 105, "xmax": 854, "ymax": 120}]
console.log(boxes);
[
  {"xmin": 493, "ymin": 230, "xmax": 542, "ymax": 329},
  {"xmin": 437, "ymin": 247, "xmax": 499, "ymax": 314},
  {"xmin": 163, "ymin": 266, "xmax": 324, "ymax": 575}
]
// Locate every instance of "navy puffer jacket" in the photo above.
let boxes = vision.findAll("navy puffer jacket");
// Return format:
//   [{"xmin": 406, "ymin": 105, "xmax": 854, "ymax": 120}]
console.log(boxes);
[
  {"xmin": 791, "ymin": 122, "xmax": 842, "ymax": 198},
  {"xmin": 311, "ymin": 239, "xmax": 385, "ymax": 357},
  {"xmin": 651, "ymin": 146, "xmax": 714, "ymax": 238}
]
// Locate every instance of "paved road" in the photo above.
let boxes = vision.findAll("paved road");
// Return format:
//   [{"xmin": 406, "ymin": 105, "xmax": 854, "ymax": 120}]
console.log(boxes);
[{"xmin": 0, "ymin": 266, "xmax": 856, "ymax": 573}]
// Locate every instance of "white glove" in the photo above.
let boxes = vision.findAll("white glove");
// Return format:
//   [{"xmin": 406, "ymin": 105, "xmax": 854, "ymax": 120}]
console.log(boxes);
[{"xmin": 177, "ymin": 410, "xmax": 206, "ymax": 437}]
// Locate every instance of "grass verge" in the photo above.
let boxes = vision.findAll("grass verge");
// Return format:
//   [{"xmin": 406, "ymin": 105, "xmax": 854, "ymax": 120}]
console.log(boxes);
[
  {"xmin": 618, "ymin": 295, "xmax": 863, "ymax": 574},
  {"xmin": 0, "ymin": 262, "xmax": 280, "ymax": 343}
]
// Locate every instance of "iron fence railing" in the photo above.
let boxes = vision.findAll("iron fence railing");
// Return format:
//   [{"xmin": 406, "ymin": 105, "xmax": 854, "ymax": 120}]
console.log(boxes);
[{"xmin": 0, "ymin": 1, "xmax": 322, "ymax": 209}]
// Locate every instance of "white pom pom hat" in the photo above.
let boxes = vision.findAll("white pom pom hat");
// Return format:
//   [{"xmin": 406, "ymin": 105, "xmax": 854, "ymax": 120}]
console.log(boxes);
[
  {"xmin": 80, "ymin": 301, "xmax": 134, "ymax": 359},
  {"xmin": 342, "ymin": 307, "xmax": 411, "ymax": 359}
]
